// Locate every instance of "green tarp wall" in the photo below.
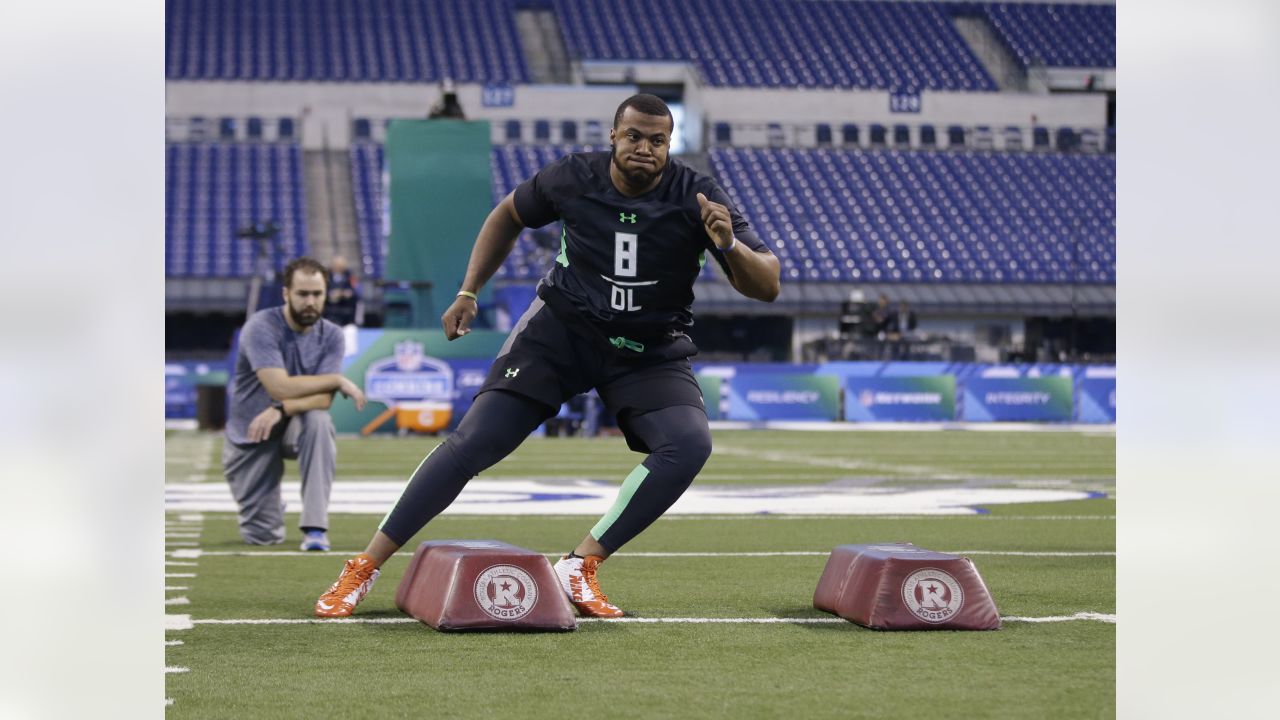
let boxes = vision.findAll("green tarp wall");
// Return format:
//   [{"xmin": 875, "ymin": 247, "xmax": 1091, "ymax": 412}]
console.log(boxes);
[{"xmin": 384, "ymin": 119, "xmax": 493, "ymax": 324}]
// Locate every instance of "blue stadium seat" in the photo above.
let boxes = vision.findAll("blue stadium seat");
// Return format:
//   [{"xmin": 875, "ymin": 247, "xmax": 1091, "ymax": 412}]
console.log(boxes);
[
  {"xmin": 1032, "ymin": 126, "xmax": 1051, "ymax": 151},
  {"xmin": 815, "ymin": 124, "xmax": 832, "ymax": 146},
  {"xmin": 534, "ymin": 120, "xmax": 551, "ymax": 142},
  {"xmin": 1056, "ymin": 127, "xmax": 1078, "ymax": 152},
  {"xmin": 841, "ymin": 124, "xmax": 860, "ymax": 146},
  {"xmin": 353, "ymin": 118, "xmax": 372, "ymax": 141},
  {"xmin": 714, "ymin": 122, "xmax": 732, "ymax": 145},
  {"xmin": 892, "ymin": 125, "xmax": 911, "ymax": 148},
  {"xmin": 920, "ymin": 124, "xmax": 937, "ymax": 148},
  {"xmin": 560, "ymin": 120, "xmax": 577, "ymax": 143},
  {"xmin": 947, "ymin": 125, "xmax": 966, "ymax": 147},
  {"xmin": 218, "ymin": 117, "xmax": 236, "ymax": 140},
  {"xmin": 246, "ymin": 117, "xmax": 263, "ymax": 140},
  {"xmin": 869, "ymin": 124, "xmax": 888, "ymax": 148},
  {"xmin": 505, "ymin": 119, "xmax": 522, "ymax": 142}
]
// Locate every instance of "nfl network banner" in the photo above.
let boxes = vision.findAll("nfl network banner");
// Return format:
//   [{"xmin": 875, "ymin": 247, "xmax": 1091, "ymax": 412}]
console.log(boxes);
[
  {"xmin": 844, "ymin": 376, "xmax": 955, "ymax": 422},
  {"xmin": 1076, "ymin": 377, "xmax": 1116, "ymax": 423},
  {"xmin": 726, "ymin": 373, "xmax": 841, "ymax": 421},
  {"xmin": 962, "ymin": 377, "xmax": 1074, "ymax": 422}
]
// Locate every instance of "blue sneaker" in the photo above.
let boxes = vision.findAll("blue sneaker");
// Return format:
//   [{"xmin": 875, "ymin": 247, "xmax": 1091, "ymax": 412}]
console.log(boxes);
[{"xmin": 300, "ymin": 530, "xmax": 330, "ymax": 552}]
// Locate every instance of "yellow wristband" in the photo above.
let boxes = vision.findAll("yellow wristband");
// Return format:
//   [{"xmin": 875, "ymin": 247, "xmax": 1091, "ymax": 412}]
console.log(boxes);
[{"xmin": 457, "ymin": 290, "xmax": 478, "ymax": 301}]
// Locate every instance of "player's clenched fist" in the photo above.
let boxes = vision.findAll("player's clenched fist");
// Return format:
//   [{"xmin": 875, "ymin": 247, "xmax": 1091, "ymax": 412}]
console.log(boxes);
[
  {"xmin": 442, "ymin": 294, "xmax": 478, "ymax": 340},
  {"xmin": 696, "ymin": 192, "xmax": 733, "ymax": 249}
]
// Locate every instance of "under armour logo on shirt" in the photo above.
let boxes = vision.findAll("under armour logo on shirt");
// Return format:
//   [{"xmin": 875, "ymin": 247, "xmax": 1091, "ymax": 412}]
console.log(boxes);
[
  {"xmin": 505, "ymin": 368, "xmax": 520, "ymax": 378},
  {"xmin": 619, "ymin": 212, "xmax": 637, "ymax": 224}
]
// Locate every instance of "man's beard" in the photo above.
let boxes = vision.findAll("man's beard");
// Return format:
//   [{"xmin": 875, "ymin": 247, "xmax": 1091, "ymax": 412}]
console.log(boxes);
[
  {"xmin": 290, "ymin": 303, "xmax": 321, "ymax": 327},
  {"xmin": 612, "ymin": 146, "xmax": 663, "ymax": 188}
]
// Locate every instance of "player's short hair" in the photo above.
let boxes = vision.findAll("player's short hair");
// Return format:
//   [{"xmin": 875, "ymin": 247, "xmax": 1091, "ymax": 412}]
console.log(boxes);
[
  {"xmin": 283, "ymin": 256, "xmax": 328, "ymax": 289},
  {"xmin": 613, "ymin": 93, "xmax": 673, "ymax": 132}
]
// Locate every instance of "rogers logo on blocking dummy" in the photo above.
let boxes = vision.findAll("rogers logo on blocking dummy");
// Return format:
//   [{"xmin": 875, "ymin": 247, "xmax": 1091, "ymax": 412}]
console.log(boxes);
[
  {"xmin": 901, "ymin": 568, "xmax": 965, "ymax": 624},
  {"xmin": 474, "ymin": 565, "xmax": 538, "ymax": 621}
]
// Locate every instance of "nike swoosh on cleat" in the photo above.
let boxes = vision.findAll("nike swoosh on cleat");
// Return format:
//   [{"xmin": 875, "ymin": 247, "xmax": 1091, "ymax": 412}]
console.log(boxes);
[{"xmin": 318, "ymin": 601, "xmax": 335, "ymax": 610}]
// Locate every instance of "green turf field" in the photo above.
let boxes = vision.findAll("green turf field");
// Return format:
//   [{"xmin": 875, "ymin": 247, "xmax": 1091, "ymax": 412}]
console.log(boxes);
[{"xmin": 165, "ymin": 428, "xmax": 1115, "ymax": 718}]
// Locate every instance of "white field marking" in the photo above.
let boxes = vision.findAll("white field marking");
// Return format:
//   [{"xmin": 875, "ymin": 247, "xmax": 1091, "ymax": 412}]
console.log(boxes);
[
  {"xmin": 166, "ymin": 615, "xmax": 193, "ymax": 630},
  {"xmin": 165, "ymin": 586, "xmax": 189, "ymax": 591},
  {"xmin": 165, "ymin": 597, "xmax": 191, "ymax": 606},
  {"xmin": 166, "ymin": 699, "xmax": 175, "ymax": 706},
  {"xmin": 187, "ymin": 549, "xmax": 1113, "ymax": 559},
  {"xmin": 188, "ymin": 613, "xmax": 1116, "ymax": 626},
  {"xmin": 166, "ymin": 561, "xmax": 198, "ymax": 567},
  {"xmin": 165, "ymin": 640, "xmax": 184, "ymax": 647},
  {"xmin": 165, "ymin": 667, "xmax": 189, "ymax": 674},
  {"xmin": 165, "ymin": 573, "xmax": 197, "ymax": 578},
  {"xmin": 165, "ymin": 533, "xmax": 201, "ymax": 539},
  {"xmin": 170, "ymin": 549, "xmax": 203, "ymax": 559},
  {"xmin": 166, "ymin": 480, "xmax": 1099, "ymax": 516},
  {"xmin": 177, "ymin": 514, "xmax": 204, "ymax": 522},
  {"xmin": 166, "ymin": 541, "xmax": 200, "ymax": 547},
  {"xmin": 713, "ymin": 444, "xmax": 958, "ymax": 478},
  {"xmin": 1003, "ymin": 612, "xmax": 1116, "ymax": 624}
]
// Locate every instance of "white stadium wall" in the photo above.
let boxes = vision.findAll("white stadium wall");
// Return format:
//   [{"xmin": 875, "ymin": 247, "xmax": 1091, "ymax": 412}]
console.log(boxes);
[{"xmin": 165, "ymin": 77, "xmax": 1107, "ymax": 151}]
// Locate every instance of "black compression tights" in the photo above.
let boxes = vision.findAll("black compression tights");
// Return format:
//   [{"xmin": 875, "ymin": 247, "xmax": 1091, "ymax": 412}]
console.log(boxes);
[{"xmin": 378, "ymin": 390, "xmax": 712, "ymax": 552}]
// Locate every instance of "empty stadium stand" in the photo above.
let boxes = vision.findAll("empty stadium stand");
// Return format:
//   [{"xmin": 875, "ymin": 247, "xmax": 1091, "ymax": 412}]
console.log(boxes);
[
  {"xmin": 555, "ymin": 0, "xmax": 996, "ymax": 90},
  {"xmin": 165, "ymin": 1, "xmax": 1113, "ymax": 87},
  {"xmin": 165, "ymin": 142, "xmax": 308, "ymax": 277},
  {"xmin": 165, "ymin": 0, "xmax": 529, "ymax": 82},
  {"xmin": 982, "ymin": 2, "xmax": 1116, "ymax": 68},
  {"xmin": 348, "ymin": 142, "xmax": 1113, "ymax": 288}
]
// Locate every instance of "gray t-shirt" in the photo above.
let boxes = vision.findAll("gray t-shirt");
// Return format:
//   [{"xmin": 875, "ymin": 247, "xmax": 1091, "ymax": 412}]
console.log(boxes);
[{"xmin": 226, "ymin": 307, "xmax": 345, "ymax": 445}]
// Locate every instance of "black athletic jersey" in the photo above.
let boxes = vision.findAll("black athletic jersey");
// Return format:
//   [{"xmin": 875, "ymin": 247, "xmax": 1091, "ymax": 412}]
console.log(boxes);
[{"xmin": 512, "ymin": 151, "xmax": 767, "ymax": 346}]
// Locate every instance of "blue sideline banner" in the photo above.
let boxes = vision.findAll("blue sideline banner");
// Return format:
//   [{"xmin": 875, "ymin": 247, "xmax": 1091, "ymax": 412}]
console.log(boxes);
[
  {"xmin": 962, "ymin": 377, "xmax": 1074, "ymax": 422},
  {"xmin": 726, "ymin": 373, "xmax": 841, "ymax": 421},
  {"xmin": 844, "ymin": 376, "xmax": 956, "ymax": 422},
  {"xmin": 1076, "ymin": 377, "xmax": 1116, "ymax": 423}
]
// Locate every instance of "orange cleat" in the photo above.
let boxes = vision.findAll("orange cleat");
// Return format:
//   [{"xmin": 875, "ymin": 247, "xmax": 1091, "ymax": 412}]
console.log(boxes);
[
  {"xmin": 315, "ymin": 553, "xmax": 380, "ymax": 618},
  {"xmin": 553, "ymin": 555, "xmax": 624, "ymax": 618}
]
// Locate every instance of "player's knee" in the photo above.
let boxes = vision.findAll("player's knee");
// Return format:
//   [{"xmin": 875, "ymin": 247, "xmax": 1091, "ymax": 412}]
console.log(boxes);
[{"xmin": 664, "ymin": 424, "xmax": 712, "ymax": 473}]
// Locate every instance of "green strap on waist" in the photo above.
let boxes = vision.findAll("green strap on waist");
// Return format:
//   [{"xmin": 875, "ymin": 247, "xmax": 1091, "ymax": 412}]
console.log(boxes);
[{"xmin": 609, "ymin": 336, "xmax": 646, "ymax": 353}]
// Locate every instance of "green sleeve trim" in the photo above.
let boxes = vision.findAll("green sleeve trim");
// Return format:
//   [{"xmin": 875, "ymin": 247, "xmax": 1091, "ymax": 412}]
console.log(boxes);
[{"xmin": 590, "ymin": 464, "xmax": 651, "ymax": 541}]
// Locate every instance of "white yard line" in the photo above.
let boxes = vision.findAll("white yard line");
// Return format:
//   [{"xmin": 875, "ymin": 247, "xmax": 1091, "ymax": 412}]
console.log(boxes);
[
  {"xmin": 188, "ymin": 613, "xmax": 1115, "ymax": 626},
  {"xmin": 166, "ymin": 614, "xmax": 193, "ymax": 630},
  {"xmin": 186, "ymin": 549, "xmax": 1114, "ymax": 558},
  {"xmin": 714, "ymin": 444, "xmax": 960, "ymax": 478},
  {"xmin": 170, "ymin": 549, "xmax": 203, "ymax": 559},
  {"xmin": 1003, "ymin": 612, "xmax": 1116, "ymax": 624},
  {"xmin": 166, "ymin": 561, "xmax": 198, "ymax": 566},
  {"xmin": 177, "ymin": 514, "xmax": 204, "ymax": 522},
  {"xmin": 165, "ymin": 573, "xmax": 197, "ymax": 578},
  {"xmin": 165, "ymin": 667, "xmax": 189, "ymax": 674},
  {"xmin": 165, "ymin": 597, "xmax": 191, "ymax": 606},
  {"xmin": 165, "ymin": 640, "xmax": 184, "ymax": 647},
  {"xmin": 165, "ymin": 586, "xmax": 189, "ymax": 591},
  {"xmin": 165, "ymin": 533, "xmax": 202, "ymax": 538}
]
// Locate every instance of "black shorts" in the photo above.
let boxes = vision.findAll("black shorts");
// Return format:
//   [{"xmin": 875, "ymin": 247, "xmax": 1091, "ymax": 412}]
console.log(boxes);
[{"xmin": 476, "ymin": 297, "xmax": 706, "ymax": 449}]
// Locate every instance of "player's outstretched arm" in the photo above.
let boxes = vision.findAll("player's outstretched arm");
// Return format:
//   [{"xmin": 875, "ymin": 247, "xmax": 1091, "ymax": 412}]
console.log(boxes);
[
  {"xmin": 696, "ymin": 193, "xmax": 781, "ymax": 302},
  {"xmin": 442, "ymin": 192, "xmax": 526, "ymax": 340}
]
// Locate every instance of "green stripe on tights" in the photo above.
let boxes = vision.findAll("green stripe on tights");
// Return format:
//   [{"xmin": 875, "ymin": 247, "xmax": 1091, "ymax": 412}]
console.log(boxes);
[{"xmin": 590, "ymin": 464, "xmax": 650, "ymax": 541}]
